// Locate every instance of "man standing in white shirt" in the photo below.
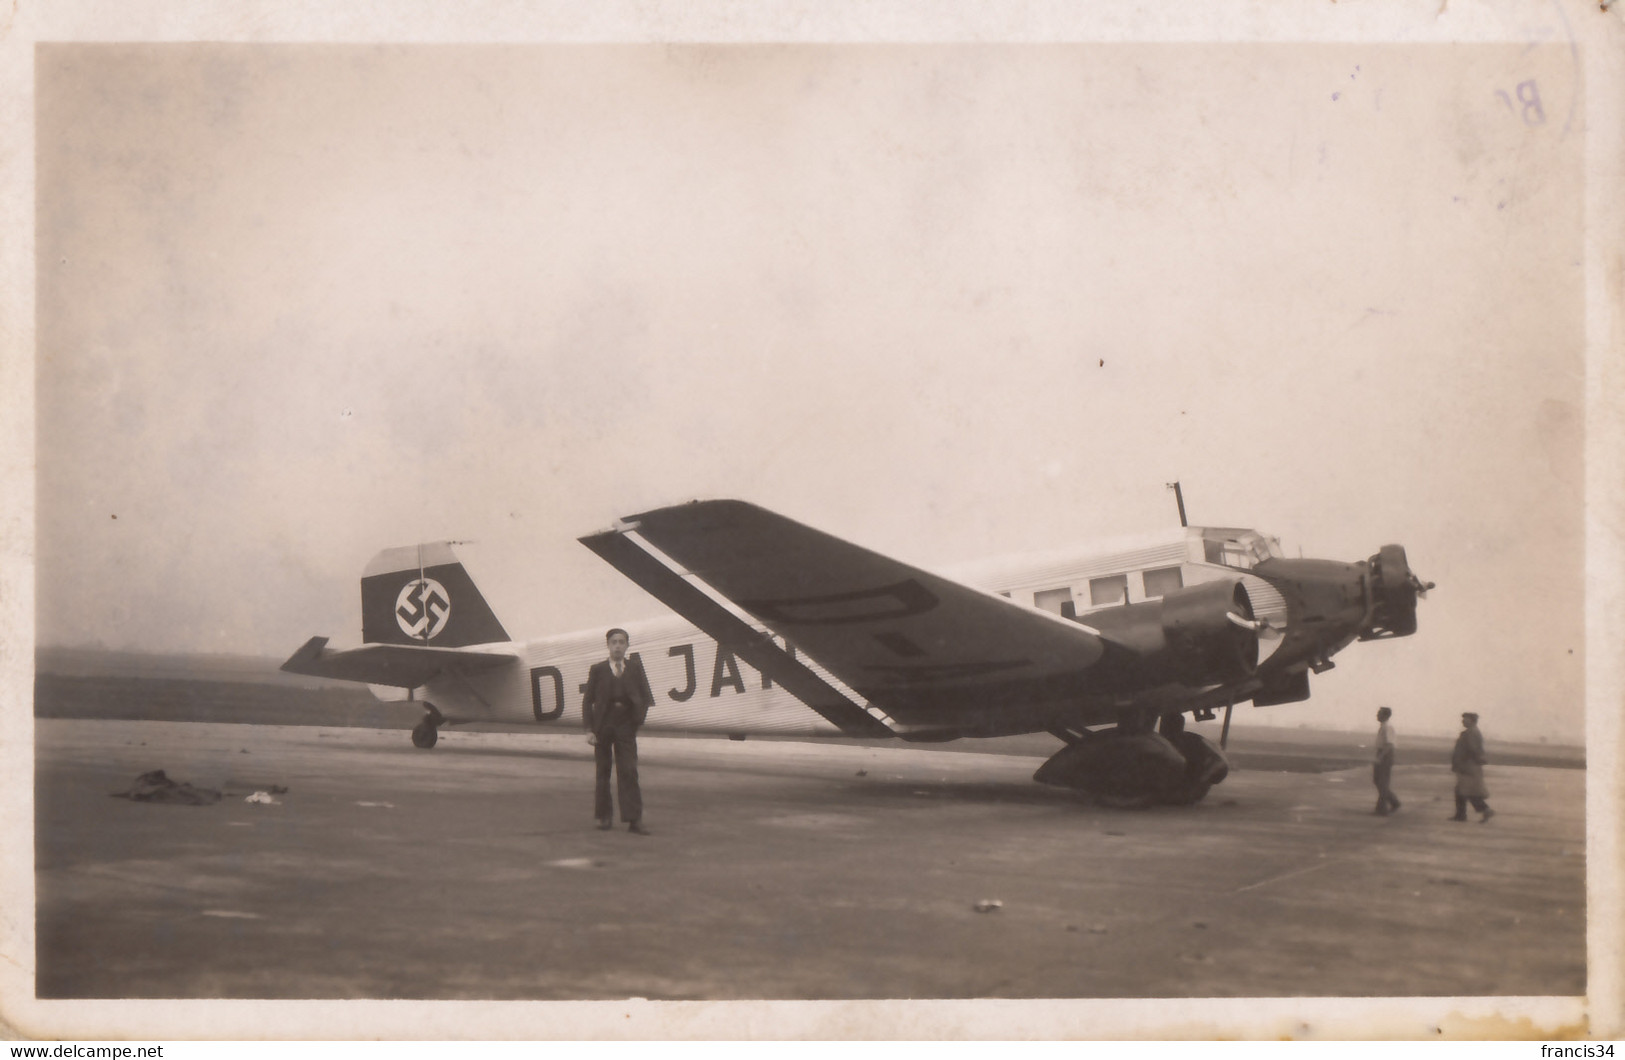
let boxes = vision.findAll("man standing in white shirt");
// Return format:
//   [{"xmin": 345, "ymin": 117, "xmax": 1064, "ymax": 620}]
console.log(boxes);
[{"xmin": 1372, "ymin": 706, "xmax": 1400, "ymax": 815}]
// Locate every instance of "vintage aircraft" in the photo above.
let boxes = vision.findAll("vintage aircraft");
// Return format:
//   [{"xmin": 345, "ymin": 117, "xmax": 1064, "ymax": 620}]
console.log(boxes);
[{"xmin": 282, "ymin": 499, "xmax": 1431, "ymax": 806}]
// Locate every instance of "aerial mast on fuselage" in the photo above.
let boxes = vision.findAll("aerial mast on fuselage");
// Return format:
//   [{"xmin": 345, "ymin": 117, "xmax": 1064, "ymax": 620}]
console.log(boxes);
[{"xmin": 1166, "ymin": 481, "xmax": 1188, "ymax": 528}]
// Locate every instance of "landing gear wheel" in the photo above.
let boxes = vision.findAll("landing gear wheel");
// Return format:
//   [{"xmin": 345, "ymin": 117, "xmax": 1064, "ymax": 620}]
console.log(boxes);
[
  {"xmin": 1034, "ymin": 731, "xmax": 1188, "ymax": 806},
  {"xmin": 1035, "ymin": 723, "xmax": 1232, "ymax": 806},
  {"xmin": 411, "ymin": 720, "xmax": 439, "ymax": 749},
  {"xmin": 1165, "ymin": 781, "xmax": 1212, "ymax": 807},
  {"xmin": 1095, "ymin": 790, "xmax": 1162, "ymax": 810},
  {"xmin": 1164, "ymin": 731, "xmax": 1229, "ymax": 806}
]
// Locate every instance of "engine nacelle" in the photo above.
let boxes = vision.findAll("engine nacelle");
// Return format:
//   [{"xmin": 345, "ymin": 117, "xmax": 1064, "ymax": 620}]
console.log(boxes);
[
  {"xmin": 1161, "ymin": 579, "xmax": 1259, "ymax": 684},
  {"xmin": 1087, "ymin": 579, "xmax": 1259, "ymax": 687}
]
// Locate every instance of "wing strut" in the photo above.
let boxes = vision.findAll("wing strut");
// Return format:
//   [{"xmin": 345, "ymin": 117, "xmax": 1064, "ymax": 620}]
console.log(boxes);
[{"xmin": 579, "ymin": 527, "xmax": 895, "ymax": 738}]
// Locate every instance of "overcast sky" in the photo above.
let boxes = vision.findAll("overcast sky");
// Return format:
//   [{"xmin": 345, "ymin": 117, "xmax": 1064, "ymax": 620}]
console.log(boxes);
[{"xmin": 34, "ymin": 42, "xmax": 1585, "ymax": 741}]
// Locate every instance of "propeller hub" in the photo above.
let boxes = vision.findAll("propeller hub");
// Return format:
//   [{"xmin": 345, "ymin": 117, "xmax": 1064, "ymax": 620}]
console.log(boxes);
[{"xmin": 1363, "ymin": 544, "xmax": 1427, "ymax": 639}]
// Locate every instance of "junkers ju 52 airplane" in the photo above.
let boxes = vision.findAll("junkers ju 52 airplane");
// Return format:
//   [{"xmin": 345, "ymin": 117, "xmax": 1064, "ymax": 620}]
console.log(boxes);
[{"xmin": 283, "ymin": 499, "xmax": 1432, "ymax": 807}]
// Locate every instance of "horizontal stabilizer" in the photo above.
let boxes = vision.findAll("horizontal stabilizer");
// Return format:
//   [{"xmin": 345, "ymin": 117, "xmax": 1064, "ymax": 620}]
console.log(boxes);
[
  {"xmin": 281, "ymin": 636, "xmax": 519, "ymax": 689},
  {"xmin": 579, "ymin": 528, "xmax": 894, "ymax": 738}
]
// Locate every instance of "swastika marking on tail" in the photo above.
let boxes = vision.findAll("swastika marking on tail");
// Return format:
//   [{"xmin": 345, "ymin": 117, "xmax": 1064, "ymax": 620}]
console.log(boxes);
[{"xmin": 396, "ymin": 578, "xmax": 452, "ymax": 640}]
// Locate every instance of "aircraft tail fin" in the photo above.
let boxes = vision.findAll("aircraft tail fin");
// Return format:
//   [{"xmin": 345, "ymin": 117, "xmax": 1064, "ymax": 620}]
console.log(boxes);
[{"xmin": 361, "ymin": 542, "xmax": 511, "ymax": 648}]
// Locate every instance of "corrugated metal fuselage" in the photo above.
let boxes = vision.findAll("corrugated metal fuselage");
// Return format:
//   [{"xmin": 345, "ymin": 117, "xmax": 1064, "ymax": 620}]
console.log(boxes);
[{"xmin": 408, "ymin": 526, "xmax": 1365, "ymax": 739}]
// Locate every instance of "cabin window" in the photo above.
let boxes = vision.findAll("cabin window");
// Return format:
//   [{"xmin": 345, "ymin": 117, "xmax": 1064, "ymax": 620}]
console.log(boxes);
[
  {"xmin": 1143, "ymin": 566, "xmax": 1183, "ymax": 598},
  {"xmin": 1034, "ymin": 588, "xmax": 1074, "ymax": 616},
  {"xmin": 1089, "ymin": 575, "xmax": 1129, "ymax": 606}
]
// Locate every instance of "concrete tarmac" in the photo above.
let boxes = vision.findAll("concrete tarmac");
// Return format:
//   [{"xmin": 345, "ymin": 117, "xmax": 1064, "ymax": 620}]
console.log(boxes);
[{"xmin": 33, "ymin": 718, "xmax": 1584, "ymax": 1001}]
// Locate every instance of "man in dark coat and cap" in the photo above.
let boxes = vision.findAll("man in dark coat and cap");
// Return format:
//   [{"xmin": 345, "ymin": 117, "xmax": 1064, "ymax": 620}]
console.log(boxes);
[{"xmin": 1449, "ymin": 712, "xmax": 1494, "ymax": 823}]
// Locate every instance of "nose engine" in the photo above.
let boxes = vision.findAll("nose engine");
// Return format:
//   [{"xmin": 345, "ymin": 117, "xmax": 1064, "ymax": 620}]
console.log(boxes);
[{"xmin": 1361, "ymin": 544, "xmax": 1433, "ymax": 639}]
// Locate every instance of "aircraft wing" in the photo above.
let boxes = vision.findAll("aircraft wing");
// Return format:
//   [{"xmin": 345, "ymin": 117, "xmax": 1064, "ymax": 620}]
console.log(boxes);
[
  {"xmin": 280, "ymin": 637, "xmax": 520, "ymax": 689},
  {"xmin": 580, "ymin": 500, "xmax": 1110, "ymax": 733}
]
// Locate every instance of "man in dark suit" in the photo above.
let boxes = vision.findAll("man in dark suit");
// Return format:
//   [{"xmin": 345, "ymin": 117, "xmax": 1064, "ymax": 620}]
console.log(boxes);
[{"xmin": 583, "ymin": 627, "xmax": 655, "ymax": 834}]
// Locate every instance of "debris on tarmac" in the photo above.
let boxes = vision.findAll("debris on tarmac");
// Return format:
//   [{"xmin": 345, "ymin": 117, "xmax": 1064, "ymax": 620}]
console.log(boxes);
[
  {"xmin": 973, "ymin": 899, "xmax": 1003, "ymax": 913},
  {"xmin": 110, "ymin": 770, "xmax": 222, "ymax": 805}
]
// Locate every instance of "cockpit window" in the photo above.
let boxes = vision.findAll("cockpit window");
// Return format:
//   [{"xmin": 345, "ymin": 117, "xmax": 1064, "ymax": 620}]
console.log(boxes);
[{"xmin": 1203, "ymin": 533, "xmax": 1280, "ymax": 570}]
